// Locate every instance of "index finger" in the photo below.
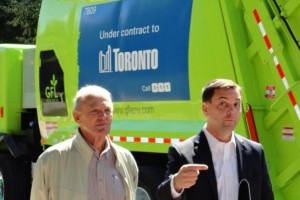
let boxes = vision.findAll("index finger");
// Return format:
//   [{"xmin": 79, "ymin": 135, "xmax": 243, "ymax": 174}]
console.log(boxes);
[{"xmin": 184, "ymin": 164, "xmax": 209, "ymax": 171}]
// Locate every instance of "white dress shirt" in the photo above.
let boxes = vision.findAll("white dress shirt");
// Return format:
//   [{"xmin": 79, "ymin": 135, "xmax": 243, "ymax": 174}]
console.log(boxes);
[{"xmin": 204, "ymin": 127, "xmax": 239, "ymax": 200}]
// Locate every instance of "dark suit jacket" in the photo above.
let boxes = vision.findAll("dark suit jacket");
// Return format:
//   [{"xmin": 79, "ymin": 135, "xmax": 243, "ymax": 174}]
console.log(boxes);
[{"xmin": 157, "ymin": 131, "xmax": 274, "ymax": 200}]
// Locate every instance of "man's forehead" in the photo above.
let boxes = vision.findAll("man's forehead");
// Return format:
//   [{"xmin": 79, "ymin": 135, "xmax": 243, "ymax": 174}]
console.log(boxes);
[
  {"xmin": 217, "ymin": 96, "xmax": 241, "ymax": 101},
  {"xmin": 81, "ymin": 95, "xmax": 112, "ymax": 106},
  {"xmin": 214, "ymin": 89, "xmax": 241, "ymax": 99}
]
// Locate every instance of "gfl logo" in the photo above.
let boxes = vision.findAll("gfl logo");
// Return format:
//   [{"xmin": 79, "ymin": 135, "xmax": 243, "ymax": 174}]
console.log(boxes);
[{"xmin": 45, "ymin": 74, "xmax": 59, "ymax": 99}]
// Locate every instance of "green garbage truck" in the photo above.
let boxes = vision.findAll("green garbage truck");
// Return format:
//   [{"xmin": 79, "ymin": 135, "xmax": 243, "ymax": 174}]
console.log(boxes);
[{"xmin": 0, "ymin": 0, "xmax": 299, "ymax": 199}]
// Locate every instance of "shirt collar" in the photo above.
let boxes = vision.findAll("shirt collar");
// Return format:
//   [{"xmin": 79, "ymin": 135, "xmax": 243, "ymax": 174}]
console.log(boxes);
[
  {"xmin": 78, "ymin": 128, "xmax": 111, "ymax": 159},
  {"xmin": 203, "ymin": 123, "xmax": 236, "ymax": 151},
  {"xmin": 100, "ymin": 137, "xmax": 111, "ymax": 158},
  {"xmin": 92, "ymin": 137, "xmax": 111, "ymax": 159}
]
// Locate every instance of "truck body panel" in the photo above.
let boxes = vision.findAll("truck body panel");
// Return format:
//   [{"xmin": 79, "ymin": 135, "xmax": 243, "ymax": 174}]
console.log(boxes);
[{"xmin": 0, "ymin": 44, "xmax": 35, "ymax": 134}]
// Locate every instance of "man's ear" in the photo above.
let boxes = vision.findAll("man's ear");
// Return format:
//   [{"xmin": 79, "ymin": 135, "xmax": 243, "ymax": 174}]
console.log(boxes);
[
  {"xmin": 73, "ymin": 110, "xmax": 80, "ymax": 123},
  {"xmin": 202, "ymin": 103, "xmax": 208, "ymax": 116}
]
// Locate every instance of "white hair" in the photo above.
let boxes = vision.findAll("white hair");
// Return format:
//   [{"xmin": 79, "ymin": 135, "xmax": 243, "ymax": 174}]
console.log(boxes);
[{"xmin": 73, "ymin": 85, "xmax": 112, "ymax": 110}]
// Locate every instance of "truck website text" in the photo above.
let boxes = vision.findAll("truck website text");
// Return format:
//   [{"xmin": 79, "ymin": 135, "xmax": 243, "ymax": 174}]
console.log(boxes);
[{"xmin": 113, "ymin": 105, "xmax": 155, "ymax": 116}]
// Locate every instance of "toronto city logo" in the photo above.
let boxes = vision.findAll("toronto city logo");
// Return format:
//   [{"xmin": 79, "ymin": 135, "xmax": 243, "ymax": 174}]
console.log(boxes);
[{"xmin": 99, "ymin": 45, "xmax": 159, "ymax": 73}]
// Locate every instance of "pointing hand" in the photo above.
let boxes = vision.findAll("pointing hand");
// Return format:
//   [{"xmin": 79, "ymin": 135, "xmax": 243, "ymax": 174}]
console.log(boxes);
[{"xmin": 174, "ymin": 164, "xmax": 209, "ymax": 192}]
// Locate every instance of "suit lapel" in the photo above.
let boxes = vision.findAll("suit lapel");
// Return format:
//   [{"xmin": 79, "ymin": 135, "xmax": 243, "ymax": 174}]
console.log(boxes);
[
  {"xmin": 194, "ymin": 131, "xmax": 218, "ymax": 200},
  {"xmin": 235, "ymin": 135, "xmax": 249, "ymax": 181}
]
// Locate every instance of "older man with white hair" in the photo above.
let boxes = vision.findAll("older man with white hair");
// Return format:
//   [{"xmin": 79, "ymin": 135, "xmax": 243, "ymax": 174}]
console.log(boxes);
[{"xmin": 31, "ymin": 85, "xmax": 138, "ymax": 200}]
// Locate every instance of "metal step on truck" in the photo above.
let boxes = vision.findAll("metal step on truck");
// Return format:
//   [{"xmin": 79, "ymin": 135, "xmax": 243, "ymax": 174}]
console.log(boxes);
[{"xmin": 0, "ymin": 0, "xmax": 300, "ymax": 199}]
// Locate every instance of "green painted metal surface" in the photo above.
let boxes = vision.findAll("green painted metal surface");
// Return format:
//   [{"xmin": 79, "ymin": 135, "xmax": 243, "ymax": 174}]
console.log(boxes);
[{"xmin": 0, "ymin": 44, "xmax": 35, "ymax": 134}]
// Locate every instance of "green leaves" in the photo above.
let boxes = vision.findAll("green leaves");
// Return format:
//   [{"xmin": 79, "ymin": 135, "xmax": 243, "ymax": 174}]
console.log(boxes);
[{"xmin": 0, "ymin": 0, "xmax": 41, "ymax": 44}]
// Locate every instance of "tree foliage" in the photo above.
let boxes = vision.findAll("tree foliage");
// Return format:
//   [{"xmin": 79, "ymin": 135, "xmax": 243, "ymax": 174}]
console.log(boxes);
[{"xmin": 0, "ymin": 0, "xmax": 41, "ymax": 44}]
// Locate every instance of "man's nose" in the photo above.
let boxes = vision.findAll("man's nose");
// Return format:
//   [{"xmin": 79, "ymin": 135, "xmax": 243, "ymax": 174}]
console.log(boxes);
[
  {"xmin": 97, "ymin": 110, "xmax": 110, "ymax": 118},
  {"xmin": 227, "ymin": 104, "xmax": 234, "ymax": 111},
  {"xmin": 97, "ymin": 111, "xmax": 106, "ymax": 117},
  {"xmin": 226, "ymin": 104, "xmax": 241, "ymax": 115},
  {"xmin": 226, "ymin": 105, "xmax": 239, "ymax": 114}
]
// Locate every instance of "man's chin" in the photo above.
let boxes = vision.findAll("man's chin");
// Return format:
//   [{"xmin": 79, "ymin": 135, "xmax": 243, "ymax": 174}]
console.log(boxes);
[
  {"xmin": 95, "ymin": 129, "xmax": 109, "ymax": 136},
  {"xmin": 224, "ymin": 122, "xmax": 236, "ymax": 130}
]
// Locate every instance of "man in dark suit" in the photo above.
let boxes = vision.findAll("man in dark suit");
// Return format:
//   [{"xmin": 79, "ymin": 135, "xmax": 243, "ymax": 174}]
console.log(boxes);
[{"xmin": 157, "ymin": 79, "xmax": 274, "ymax": 200}]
